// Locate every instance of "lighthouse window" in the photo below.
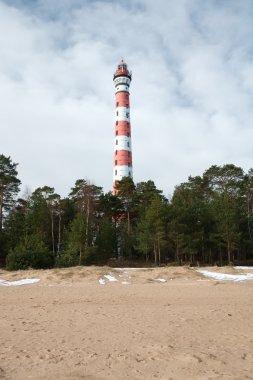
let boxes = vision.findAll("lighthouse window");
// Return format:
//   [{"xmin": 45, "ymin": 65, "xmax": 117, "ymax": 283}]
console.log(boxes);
[
  {"xmin": 127, "ymin": 133, "xmax": 130, "ymax": 137},
  {"xmin": 116, "ymin": 140, "xmax": 118, "ymax": 145},
  {"xmin": 126, "ymin": 112, "xmax": 129, "ymax": 118},
  {"xmin": 116, "ymin": 131, "xmax": 118, "ymax": 136},
  {"xmin": 117, "ymin": 111, "xmax": 118, "ymax": 116},
  {"xmin": 128, "ymin": 163, "xmax": 130, "ymax": 167},
  {"xmin": 115, "ymin": 170, "xmax": 117, "ymax": 175},
  {"xmin": 116, "ymin": 121, "xmax": 118, "ymax": 126},
  {"xmin": 127, "ymin": 142, "xmax": 129, "ymax": 147},
  {"xmin": 116, "ymin": 150, "xmax": 118, "ymax": 155},
  {"xmin": 116, "ymin": 102, "xmax": 119, "ymax": 107},
  {"xmin": 115, "ymin": 160, "xmax": 117, "ymax": 165},
  {"xmin": 128, "ymin": 151, "xmax": 130, "ymax": 156},
  {"xmin": 128, "ymin": 171, "xmax": 131, "ymax": 176}
]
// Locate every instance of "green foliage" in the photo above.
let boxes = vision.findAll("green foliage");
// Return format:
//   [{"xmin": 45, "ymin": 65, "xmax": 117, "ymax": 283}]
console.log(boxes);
[
  {"xmin": 136, "ymin": 196, "xmax": 168, "ymax": 265},
  {"xmin": 68, "ymin": 180, "xmax": 103, "ymax": 264},
  {"xmin": 99, "ymin": 192, "xmax": 123, "ymax": 221},
  {"xmin": 0, "ymin": 155, "xmax": 21, "ymax": 225},
  {"xmin": 2, "ymin": 153, "xmax": 253, "ymax": 268},
  {"xmin": 203, "ymin": 164, "xmax": 244, "ymax": 263},
  {"xmin": 83, "ymin": 246, "xmax": 99, "ymax": 265},
  {"xmin": 96, "ymin": 218, "xmax": 116, "ymax": 263},
  {"xmin": 169, "ymin": 178, "xmax": 213, "ymax": 264},
  {"xmin": 27, "ymin": 186, "xmax": 52, "ymax": 244},
  {"xmin": 66, "ymin": 212, "xmax": 87, "ymax": 265},
  {"xmin": 135, "ymin": 180, "xmax": 164, "ymax": 213},
  {"xmin": 0, "ymin": 154, "xmax": 21, "ymax": 265},
  {"xmin": 0, "ymin": 231, "xmax": 8, "ymax": 265},
  {"xmin": 6, "ymin": 248, "xmax": 30, "ymax": 270},
  {"xmin": 55, "ymin": 250, "xmax": 79, "ymax": 268},
  {"xmin": 6, "ymin": 235, "xmax": 53, "ymax": 270}
]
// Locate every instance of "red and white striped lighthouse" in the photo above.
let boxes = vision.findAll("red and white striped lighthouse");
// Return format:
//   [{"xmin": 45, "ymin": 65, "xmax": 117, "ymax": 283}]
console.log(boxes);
[{"xmin": 113, "ymin": 59, "xmax": 133, "ymax": 193}]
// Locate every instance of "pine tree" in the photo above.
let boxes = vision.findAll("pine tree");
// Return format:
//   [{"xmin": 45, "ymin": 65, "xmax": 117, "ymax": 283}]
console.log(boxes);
[
  {"xmin": 0, "ymin": 155, "xmax": 21, "ymax": 231},
  {"xmin": 136, "ymin": 196, "xmax": 168, "ymax": 265},
  {"xmin": 204, "ymin": 164, "xmax": 244, "ymax": 263},
  {"xmin": 69, "ymin": 180, "xmax": 102, "ymax": 263}
]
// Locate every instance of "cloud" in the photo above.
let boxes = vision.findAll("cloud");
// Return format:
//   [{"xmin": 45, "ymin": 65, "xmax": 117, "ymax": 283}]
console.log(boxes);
[{"xmin": 0, "ymin": 0, "xmax": 253, "ymax": 198}]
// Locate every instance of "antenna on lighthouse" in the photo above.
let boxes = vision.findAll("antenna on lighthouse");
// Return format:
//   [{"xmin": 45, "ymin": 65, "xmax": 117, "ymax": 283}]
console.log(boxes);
[{"xmin": 112, "ymin": 60, "xmax": 133, "ymax": 194}]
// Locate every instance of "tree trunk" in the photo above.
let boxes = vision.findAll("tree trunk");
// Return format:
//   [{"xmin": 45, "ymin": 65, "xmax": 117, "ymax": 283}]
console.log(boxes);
[
  {"xmin": 176, "ymin": 232, "xmax": 181, "ymax": 265},
  {"xmin": 114, "ymin": 219, "xmax": 118, "ymax": 258},
  {"xmin": 85, "ymin": 197, "xmax": 90, "ymax": 251},
  {"xmin": 227, "ymin": 239, "xmax": 232, "ymax": 264},
  {"xmin": 51, "ymin": 211, "xmax": 55, "ymax": 256},
  {"xmin": 154, "ymin": 241, "xmax": 157, "ymax": 266},
  {"xmin": 79, "ymin": 243, "xmax": 83, "ymax": 265},
  {"xmin": 219, "ymin": 247, "xmax": 223, "ymax": 266},
  {"xmin": 145, "ymin": 248, "xmax": 148, "ymax": 262},
  {"xmin": 0, "ymin": 189, "xmax": 3, "ymax": 231},
  {"xmin": 158, "ymin": 236, "xmax": 161, "ymax": 266},
  {"xmin": 57, "ymin": 212, "xmax": 61, "ymax": 257},
  {"xmin": 127, "ymin": 210, "xmax": 130, "ymax": 234}
]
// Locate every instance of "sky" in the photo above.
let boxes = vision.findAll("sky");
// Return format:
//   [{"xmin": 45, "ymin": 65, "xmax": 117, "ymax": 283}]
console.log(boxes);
[{"xmin": 1, "ymin": 0, "xmax": 253, "ymax": 198}]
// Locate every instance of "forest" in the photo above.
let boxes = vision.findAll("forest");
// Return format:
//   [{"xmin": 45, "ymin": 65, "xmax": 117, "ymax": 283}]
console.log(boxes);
[{"xmin": 1, "ymin": 153, "xmax": 253, "ymax": 270}]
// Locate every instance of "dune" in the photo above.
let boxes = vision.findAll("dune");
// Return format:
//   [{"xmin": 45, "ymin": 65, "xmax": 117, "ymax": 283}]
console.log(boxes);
[{"xmin": 0, "ymin": 265, "xmax": 252, "ymax": 379}]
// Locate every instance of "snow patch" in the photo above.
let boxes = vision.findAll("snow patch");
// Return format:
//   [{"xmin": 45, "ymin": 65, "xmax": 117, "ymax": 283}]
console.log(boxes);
[
  {"xmin": 115, "ymin": 268, "xmax": 150, "ymax": 271},
  {"xmin": 99, "ymin": 273, "xmax": 119, "ymax": 285},
  {"xmin": 0, "ymin": 278, "xmax": 40, "ymax": 287},
  {"xmin": 154, "ymin": 278, "xmax": 166, "ymax": 283},
  {"xmin": 99, "ymin": 271, "xmax": 132, "ymax": 285},
  {"xmin": 104, "ymin": 274, "xmax": 118, "ymax": 282},
  {"xmin": 234, "ymin": 266, "xmax": 253, "ymax": 270},
  {"xmin": 197, "ymin": 270, "xmax": 253, "ymax": 282}
]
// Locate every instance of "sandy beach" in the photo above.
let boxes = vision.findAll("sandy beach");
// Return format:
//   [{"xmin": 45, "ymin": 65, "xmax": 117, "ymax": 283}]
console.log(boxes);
[{"xmin": 0, "ymin": 266, "xmax": 253, "ymax": 380}]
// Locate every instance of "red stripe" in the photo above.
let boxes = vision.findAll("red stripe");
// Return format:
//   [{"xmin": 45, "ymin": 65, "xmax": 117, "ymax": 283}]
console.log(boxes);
[
  {"xmin": 115, "ymin": 92, "xmax": 130, "ymax": 107},
  {"xmin": 114, "ymin": 150, "xmax": 132, "ymax": 166}
]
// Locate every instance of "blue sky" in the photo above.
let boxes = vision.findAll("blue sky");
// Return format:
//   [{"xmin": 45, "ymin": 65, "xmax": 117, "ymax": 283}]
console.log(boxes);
[{"xmin": 1, "ymin": 0, "xmax": 253, "ymax": 198}]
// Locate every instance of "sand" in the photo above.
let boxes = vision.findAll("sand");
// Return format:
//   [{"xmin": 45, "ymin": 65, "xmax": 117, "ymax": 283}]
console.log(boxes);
[{"xmin": 0, "ymin": 265, "xmax": 253, "ymax": 380}]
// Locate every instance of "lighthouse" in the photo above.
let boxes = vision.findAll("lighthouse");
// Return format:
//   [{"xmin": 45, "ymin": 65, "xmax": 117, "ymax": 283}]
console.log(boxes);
[{"xmin": 113, "ymin": 59, "xmax": 133, "ymax": 193}]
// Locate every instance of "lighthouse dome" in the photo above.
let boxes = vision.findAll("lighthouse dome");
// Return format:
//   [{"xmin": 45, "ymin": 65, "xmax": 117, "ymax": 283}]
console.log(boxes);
[{"xmin": 114, "ymin": 58, "xmax": 132, "ymax": 79}]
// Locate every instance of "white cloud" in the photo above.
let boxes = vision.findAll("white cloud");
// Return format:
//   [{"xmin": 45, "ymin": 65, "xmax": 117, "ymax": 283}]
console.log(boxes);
[{"xmin": 0, "ymin": 0, "xmax": 253, "ymax": 197}]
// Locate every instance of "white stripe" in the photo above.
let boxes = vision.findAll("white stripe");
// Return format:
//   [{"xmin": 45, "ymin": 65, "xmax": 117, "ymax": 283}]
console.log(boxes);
[
  {"xmin": 116, "ymin": 106, "xmax": 129, "ymax": 113},
  {"xmin": 115, "ymin": 84, "xmax": 129, "ymax": 93},
  {"xmin": 114, "ymin": 77, "xmax": 131, "ymax": 86},
  {"xmin": 113, "ymin": 166, "xmax": 133, "ymax": 181},
  {"xmin": 115, "ymin": 107, "xmax": 130, "ymax": 122},
  {"xmin": 114, "ymin": 136, "xmax": 131, "ymax": 151}
]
